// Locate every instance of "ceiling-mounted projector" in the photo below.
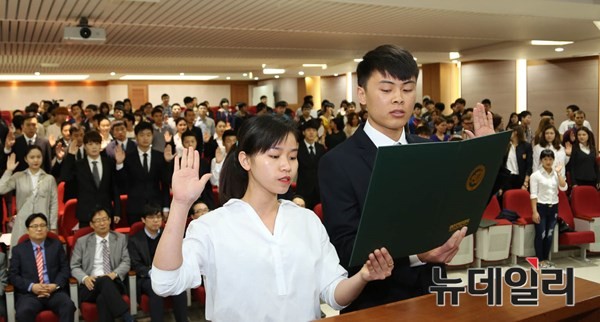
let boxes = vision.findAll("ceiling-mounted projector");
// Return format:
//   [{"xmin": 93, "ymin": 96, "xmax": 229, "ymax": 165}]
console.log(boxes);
[{"xmin": 63, "ymin": 17, "xmax": 106, "ymax": 44}]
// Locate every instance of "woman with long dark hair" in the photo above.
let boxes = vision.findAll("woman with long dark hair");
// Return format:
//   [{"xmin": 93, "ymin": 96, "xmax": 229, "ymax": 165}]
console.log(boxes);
[
  {"xmin": 152, "ymin": 115, "xmax": 394, "ymax": 321},
  {"xmin": 567, "ymin": 127, "xmax": 599, "ymax": 188}
]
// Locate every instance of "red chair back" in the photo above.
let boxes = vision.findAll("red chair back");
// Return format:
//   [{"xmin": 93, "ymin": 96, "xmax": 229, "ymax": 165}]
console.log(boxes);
[
  {"xmin": 558, "ymin": 191, "xmax": 575, "ymax": 228},
  {"xmin": 59, "ymin": 199, "xmax": 78, "ymax": 237},
  {"xmin": 571, "ymin": 186, "xmax": 600, "ymax": 218},
  {"xmin": 129, "ymin": 221, "xmax": 145, "ymax": 236},
  {"xmin": 115, "ymin": 195, "xmax": 129, "ymax": 229},
  {"xmin": 482, "ymin": 196, "xmax": 501, "ymax": 220},
  {"xmin": 57, "ymin": 181, "xmax": 66, "ymax": 217},
  {"xmin": 503, "ymin": 189, "xmax": 533, "ymax": 223},
  {"xmin": 313, "ymin": 203, "xmax": 323, "ymax": 222}
]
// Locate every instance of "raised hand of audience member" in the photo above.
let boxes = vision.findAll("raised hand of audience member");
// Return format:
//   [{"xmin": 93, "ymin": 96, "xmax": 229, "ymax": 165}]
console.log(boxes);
[
  {"xmin": 172, "ymin": 147, "xmax": 211, "ymax": 207},
  {"xmin": 417, "ymin": 227, "xmax": 467, "ymax": 263},
  {"xmin": 564, "ymin": 142, "xmax": 572, "ymax": 156},
  {"xmin": 555, "ymin": 163, "xmax": 563, "ymax": 175},
  {"xmin": 6, "ymin": 153, "xmax": 18, "ymax": 172},
  {"xmin": 164, "ymin": 131, "xmax": 173, "ymax": 143},
  {"xmin": 115, "ymin": 144, "xmax": 126, "ymax": 165},
  {"xmin": 466, "ymin": 103, "xmax": 495, "ymax": 138},
  {"xmin": 55, "ymin": 142, "xmax": 65, "ymax": 161},
  {"xmin": 68, "ymin": 139, "xmax": 79, "ymax": 155},
  {"xmin": 5, "ymin": 130, "xmax": 15, "ymax": 149},
  {"xmin": 215, "ymin": 146, "xmax": 225, "ymax": 163},
  {"xmin": 164, "ymin": 145, "xmax": 175, "ymax": 162},
  {"xmin": 203, "ymin": 132, "xmax": 211, "ymax": 143}
]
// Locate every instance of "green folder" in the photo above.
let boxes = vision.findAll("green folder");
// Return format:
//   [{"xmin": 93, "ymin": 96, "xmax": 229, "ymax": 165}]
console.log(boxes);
[{"xmin": 348, "ymin": 131, "xmax": 512, "ymax": 267}]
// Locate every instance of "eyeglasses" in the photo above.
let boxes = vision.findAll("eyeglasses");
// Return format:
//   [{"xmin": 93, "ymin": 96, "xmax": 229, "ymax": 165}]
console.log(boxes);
[
  {"xmin": 28, "ymin": 223, "xmax": 47, "ymax": 229},
  {"xmin": 92, "ymin": 217, "xmax": 111, "ymax": 223}
]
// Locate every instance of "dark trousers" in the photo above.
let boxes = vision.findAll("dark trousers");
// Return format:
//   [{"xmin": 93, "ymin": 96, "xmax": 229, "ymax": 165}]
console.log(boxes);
[
  {"xmin": 79, "ymin": 276, "xmax": 128, "ymax": 322},
  {"xmin": 141, "ymin": 278, "xmax": 188, "ymax": 322},
  {"xmin": 16, "ymin": 291, "xmax": 76, "ymax": 322},
  {"xmin": 534, "ymin": 203, "xmax": 558, "ymax": 261}
]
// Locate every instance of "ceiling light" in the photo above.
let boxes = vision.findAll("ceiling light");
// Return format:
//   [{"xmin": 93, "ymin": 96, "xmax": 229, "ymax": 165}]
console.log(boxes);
[
  {"xmin": 110, "ymin": 72, "xmax": 116, "ymax": 76},
  {"xmin": 413, "ymin": 57, "xmax": 418, "ymax": 61},
  {"xmin": 243, "ymin": 73, "xmax": 248, "ymax": 77},
  {"xmin": 262, "ymin": 64, "xmax": 266, "ymax": 68},
  {"xmin": 119, "ymin": 75, "xmax": 218, "ymax": 80},
  {"xmin": 0, "ymin": 74, "xmax": 90, "ymax": 81},
  {"xmin": 34, "ymin": 72, "xmax": 41, "ymax": 76},
  {"xmin": 451, "ymin": 60, "xmax": 459, "ymax": 64},
  {"xmin": 531, "ymin": 40, "xmax": 574, "ymax": 46},
  {"xmin": 449, "ymin": 52, "xmax": 460, "ymax": 60},
  {"xmin": 353, "ymin": 58, "xmax": 363, "ymax": 63},
  {"xmin": 179, "ymin": 72, "xmax": 185, "ymax": 76},
  {"xmin": 40, "ymin": 63, "xmax": 60, "ymax": 68},
  {"xmin": 263, "ymin": 68, "xmax": 285, "ymax": 74},
  {"xmin": 555, "ymin": 47, "xmax": 565, "ymax": 52},
  {"xmin": 333, "ymin": 73, "xmax": 338, "ymax": 77},
  {"xmin": 298, "ymin": 71, "xmax": 305, "ymax": 76},
  {"xmin": 274, "ymin": 75, "xmax": 280, "ymax": 79},
  {"xmin": 254, "ymin": 77, "xmax": 259, "ymax": 80},
  {"xmin": 302, "ymin": 64, "xmax": 327, "ymax": 69},
  {"xmin": 594, "ymin": 21, "xmax": 600, "ymax": 31},
  {"xmin": 226, "ymin": 76, "xmax": 231, "ymax": 80}
]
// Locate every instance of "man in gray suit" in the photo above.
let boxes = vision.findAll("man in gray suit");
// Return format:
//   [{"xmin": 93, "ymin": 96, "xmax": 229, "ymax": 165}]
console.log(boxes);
[{"xmin": 70, "ymin": 208, "xmax": 133, "ymax": 322}]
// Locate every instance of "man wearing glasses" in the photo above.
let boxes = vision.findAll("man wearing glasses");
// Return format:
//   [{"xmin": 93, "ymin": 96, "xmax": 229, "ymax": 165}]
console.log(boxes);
[
  {"xmin": 70, "ymin": 208, "xmax": 133, "ymax": 322},
  {"xmin": 9, "ymin": 213, "xmax": 76, "ymax": 322},
  {"xmin": 129, "ymin": 204, "xmax": 188, "ymax": 322}
]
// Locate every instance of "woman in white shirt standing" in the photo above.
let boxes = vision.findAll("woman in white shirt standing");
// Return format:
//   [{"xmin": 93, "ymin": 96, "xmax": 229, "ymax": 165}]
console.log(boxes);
[
  {"xmin": 152, "ymin": 115, "xmax": 394, "ymax": 322},
  {"xmin": 530, "ymin": 149, "xmax": 567, "ymax": 268},
  {"xmin": 532, "ymin": 125, "xmax": 568, "ymax": 177}
]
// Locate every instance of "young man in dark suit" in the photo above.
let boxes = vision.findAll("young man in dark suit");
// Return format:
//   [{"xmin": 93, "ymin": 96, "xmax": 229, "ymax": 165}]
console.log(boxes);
[
  {"xmin": 104, "ymin": 121, "xmax": 137, "ymax": 160},
  {"xmin": 9, "ymin": 213, "xmax": 76, "ymax": 322},
  {"xmin": 70, "ymin": 208, "xmax": 133, "ymax": 322},
  {"xmin": 296, "ymin": 119, "xmax": 325, "ymax": 210},
  {"xmin": 318, "ymin": 44, "xmax": 494, "ymax": 313},
  {"xmin": 3, "ymin": 113, "xmax": 53, "ymax": 173},
  {"xmin": 115, "ymin": 122, "xmax": 171, "ymax": 224},
  {"xmin": 128, "ymin": 205, "xmax": 187, "ymax": 322},
  {"xmin": 60, "ymin": 131, "xmax": 121, "ymax": 227}
]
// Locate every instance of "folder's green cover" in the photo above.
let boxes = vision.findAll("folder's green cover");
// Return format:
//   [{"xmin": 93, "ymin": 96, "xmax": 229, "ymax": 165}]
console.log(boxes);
[{"xmin": 348, "ymin": 131, "xmax": 511, "ymax": 267}]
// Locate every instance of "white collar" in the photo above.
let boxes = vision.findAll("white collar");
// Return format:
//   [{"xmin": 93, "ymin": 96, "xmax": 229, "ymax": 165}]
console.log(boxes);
[{"xmin": 363, "ymin": 119, "xmax": 407, "ymax": 147}]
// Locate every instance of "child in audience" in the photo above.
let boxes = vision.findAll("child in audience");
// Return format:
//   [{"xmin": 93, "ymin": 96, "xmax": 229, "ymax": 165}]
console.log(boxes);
[
  {"xmin": 566, "ymin": 127, "xmax": 599, "ymax": 188},
  {"xmin": 152, "ymin": 115, "xmax": 394, "ymax": 321},
  {"xmin": 530, "ymin": 149, "xmax": 567, "ymax": 268}
]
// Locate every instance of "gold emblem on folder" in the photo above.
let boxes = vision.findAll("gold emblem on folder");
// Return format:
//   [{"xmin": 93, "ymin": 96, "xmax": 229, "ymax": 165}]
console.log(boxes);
[
  {"xmin": 466, "ymin": 165, "xmax": 485, "ymax": 191},
  {"xmin": 449, "ymin": 219, "xmax": 470, "ymax": 232}
]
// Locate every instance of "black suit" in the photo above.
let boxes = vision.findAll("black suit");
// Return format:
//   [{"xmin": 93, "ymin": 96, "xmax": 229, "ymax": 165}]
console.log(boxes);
[
  {"xmin": 128, "ymin": 230, "xmax": 187, "ymax": 322},
  {"xmin": 318, "ymin": 125, "xmax": 442, "ymax": 312},
  {"xmin": 60, "ymin": 154, "xmax": 121, "ymax": 226},
  {"xmin": 500, "ymin": 142, "xmax": 533, "ymax": 191},
  {"xmin": 297, "ymin": 141, "xmax": 326, "ymax": 210},
  {"xmin": 7, "ymin": 135, "xmax": 53, "ymax": 173},
  {"xmin": 9, "ymin": 238, "xmax": 76, "ymax": 322},
  {"xmin": 117, "ymin": 149, "xmax": 171, "ymax": 224}
]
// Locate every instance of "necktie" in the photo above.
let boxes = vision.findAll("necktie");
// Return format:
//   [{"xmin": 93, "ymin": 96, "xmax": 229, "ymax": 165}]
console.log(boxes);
[
  {"xmin": 309, "ymin": 145, "xmax": 315, "ymax": 156},
  {"xmin": 121, "ymin": 143, "xmax": 125, "ymax": 151},
  {"xmin": 143, "ymin": 153, "xmax": 149, "ymax": 173},
  {"xmin": 77, "ymin": 149, "xmax": 83, "ymax": 160},
  {"xmin": 92, "ymin": 161, "xmax": 100, "ymax": 188},
  {"xmin": 35, "ymin": 245, "xmax": 44, "ymax": 283},
  {"xmin": 28, "ymin": 139, "xmax": 33, "ymax": 146},
  {"xmin": 102, "ymin": 239, "xmax": 111, "ymax": 274}
]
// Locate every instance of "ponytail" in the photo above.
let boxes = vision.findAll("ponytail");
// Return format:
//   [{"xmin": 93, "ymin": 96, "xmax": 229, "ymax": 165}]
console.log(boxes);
[{"xmin": 219, "ymin": 145, "xmax": 247, "ymax": 205}]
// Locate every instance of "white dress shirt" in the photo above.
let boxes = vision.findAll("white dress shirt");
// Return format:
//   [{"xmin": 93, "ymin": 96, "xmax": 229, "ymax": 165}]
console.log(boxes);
[
  {"xmin": 26, "ymin": 169, "xmax": 42, "ymax": 196},
  {"xmin": 506, "ymin": 144, "xmax": 519, "ymax": 175},
  {"xmin": 530, "ymin": 169, "xmax": 568, "ymax": 205},
  {"xmin": 532, "ymin": 144, "xmax": 568, "ymax": 177},
  {"xmin": 151, "ymin": 199, "xmax": 347, "ymax": 321},
  {"xmin": 363, "ymin": 120, "xmax": 423, "ymax": 267},
  {"xmin": 92, "ymin": 234, "xmax": 110, "ymax": 277},
  {"xmin": 138, "ymin": 148, "xmax": 151, "ymax": 171}
]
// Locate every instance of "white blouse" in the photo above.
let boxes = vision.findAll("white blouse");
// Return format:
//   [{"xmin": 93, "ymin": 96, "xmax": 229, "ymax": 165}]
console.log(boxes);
[
  {"xmin": 530, "ymin": 169, "xmax": 568, "ymax": 205},
  {"xmin": 532, "ymin": 144, "xmax": 569, "ymax": 177},
  {"xmin": 151, "ymin": 199, "xmax": 348, "ymax": 322}
]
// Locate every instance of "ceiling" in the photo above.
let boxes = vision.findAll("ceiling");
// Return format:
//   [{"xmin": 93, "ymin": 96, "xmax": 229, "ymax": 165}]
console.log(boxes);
[{"xmin": 1, "ymin": 0, "xmax": 600, "ymax": 80}]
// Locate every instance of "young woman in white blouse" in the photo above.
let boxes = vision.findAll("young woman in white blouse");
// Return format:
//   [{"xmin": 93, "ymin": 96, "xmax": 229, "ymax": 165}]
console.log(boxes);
[
  {"xmin": 152, "ymin": 115, "xmax": 394, "ymax": 322},
  {"xmin": 532, "ymin": 125, "xmax": 568, "ymax": 177},
  {"xmin": 530, "ymin": 149, "xmax": 567, "ymax": 268}
]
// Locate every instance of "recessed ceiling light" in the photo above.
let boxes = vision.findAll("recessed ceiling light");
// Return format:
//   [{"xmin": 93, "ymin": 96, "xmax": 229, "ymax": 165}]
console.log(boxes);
[
  {"xmin": 243, "ymin": 73, "xmax": 248, "ymax": 77},
  {"xmin": 0, "ymin": 74, "xmax": 89, "ymax": 81},
  {"xmin": 226, "ymin": 76, "xmax": 231, "ymax": 80},
  {"xmin": 34, "ymin": 72, "xmax": 41, "ymax": 76},
  {"xmin": 353, "ymin": 58, "xmax": 363, "ymax": 63},
  {"xmin": 274, "ymin": 75, "xmax": 280, "ymax": 79},
  {"xmin": 531, "ymin": 40, "xmax": 574, "ymax": 46},
  {"xmin": 110, "ymin": 72, "xmax": 116, "ymax": 76},
  {"xmin": 40, "ymin": 63, "xmax": 60, "ymax": 68},
  {"xmin": 262, "ymin": 64, "xmax": 266, "ymax": 68},
  {"xmin": 120, "ymin": 75, "xmax": 218, "ymax": 81},
  {"xmin": 594, "ymin": 21, "xmax": 600, "ymax": 31},
  {"xmin": 179, "ymin": 72, "xmax": 185, "ymax": 76},
  {"xmin": 555, "ymin": 47, "xmax": 565, "ymax": 52},
  {"xmin": 298, "ymin": 71, "xmax": 304, "ymax": 76},
  {"xmin": 263, "ymin": 68, "xmax": 285, "ymax": 74},
  {"xmin": 333, "ymin": 73, "xmax": 338, "ymax": 77},
  {"xmin": 302, "ymin": 64, "xmax": 327, "ymax": 69},
  {"xmin": 449, "ymin": 52, "xmax": 460, "ymax": 60},
  {"xmin": 254, "ymin": 77, "xmax": 259, "ymax": 80}
]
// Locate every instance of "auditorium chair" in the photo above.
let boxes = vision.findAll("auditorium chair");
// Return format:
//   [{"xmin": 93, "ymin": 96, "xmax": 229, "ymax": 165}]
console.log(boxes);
[
  {"xmin": 474, "ymin": 196, "xmax": 513, "ymax": 267},
  {"xmin": 554, "ymin": 191, "xmax": 595, "ymax": 259},
  {"xmin": 5, "ymin": 233, "xmax": 72, "ymax": 322},
  {"xmin": 313, "ymin": 203, "xmax": 324, "ymax": 223},
  {"xmin": 57, "ymin": 181, "xmax": 66, "ymax": 218},
  {"xmin": 58, "ymin": 199, "xmax": 78, "ymax": 238},
  {"xmin": 503, "ymin": 189, "xmax": 536, "ymax": 264},
  {"xmin": 570, "ymin": 186, "xmax": 600, "ymax": 252}
]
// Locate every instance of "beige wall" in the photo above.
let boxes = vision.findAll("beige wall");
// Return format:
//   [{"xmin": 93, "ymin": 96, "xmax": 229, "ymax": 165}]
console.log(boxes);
[
  {"xmin": 1, "ymin": 83, "xmax": 108, "ymax": 110},
  {"xmin": 527, "ymin": 58, "xmax": 599, "ymax": 138},
  {"xmin": 321, "ymin": 75, "xmax": 347, "ymax": 110},
  {"xmin": 461, "ymin": 60, "xmax": 517, "ymax": 122},
  {"xmin": 147, "ymin": 84, "xmax": 230, "ymax": 107},
  {"xmin": 257, "ymin": 78, "xmax": 298, "ymax": 105}
]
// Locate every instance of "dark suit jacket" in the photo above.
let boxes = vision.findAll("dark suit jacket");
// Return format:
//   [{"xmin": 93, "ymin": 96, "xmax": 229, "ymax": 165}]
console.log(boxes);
[
  {"xmin": 9, "ymin": 238, "xmax": 70, "ymax": 296},
  {"xmin": 104, "ymin": 139, "xmax": 137, "ymax": 160},
  {"xmin": 60, "ymin": 154, "xmax": 121, "ymax": 224},
  {"xmin": 501, "ymin": 142, "xmax": 533, "ymax": 188},
  {"xmin": 318, "ymin": 125, "xmax": 440, "ymax": 312},
  {"xmin": 117, "ymin": 149, "xmax": 170, "ymax": 223},
  {"xmin": 128, "ymin": 229, "xmax": 161, "ymax": 296},
  {"xmin": 297, "ymin": 141, "xmax": 326, "ymax": 209},
  {"xmin": 8, "ymin": 135, "xmax": 53, "ymax": 173},
  {"xmin": 186, "ymin": 125, "xmax": 204, "ymax": 155}
]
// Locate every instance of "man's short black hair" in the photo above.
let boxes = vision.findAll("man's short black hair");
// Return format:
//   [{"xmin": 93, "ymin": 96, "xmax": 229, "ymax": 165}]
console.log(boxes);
[
  {"xmin": 260, "ymin": 95, "xmax": 267, "ymax": 100},
  {"xmin": 481, "ymin": 98, "xmax": 491, "ymax": 105},
  {"xmin": 275, "ymin": 101, "xmax": 288, "ymax": 108},
  {"xmin": 83, "ymin": 130, "xmax": 102, "ymax": 144},
  {"xmin": 151, "ymin": 107, "xmax": 164, "ymax": 116},
  {"xmin": 85, "ymin": 104, "xmax": 98, "ymax": 112},
  {"xmin": 25, "ymin": 213, "xmax": 47, "ymax": 228},
  {"xmin": 23, "ymin": 113, "xmax": 37, "ymax": 123},
  {"xmin": 134, "ymin": 121, "xmax": 154, "ymax": 135},
  {"xmin": 331, "ymin": 117, "xmax": 344, "ymax": 131},
  {"xmin": 520, "ymin": 110, "xmax": 532, "ymax": 118},
  {"xmin": 256, "ymin": 103, "xmax": 267, "ymax": 113},
  {"xmin": 183, "ymin": 96, "xmax": 194, "ymax": 105},
  {"xmin": 181, "ymin": 130, "xmax": 196, "ymax": 141},
  {"xmin": 222, "ymin": 129, "xmax": 236, "ymax": 141},
  {"xmin": 415, "ymin": 125, "xmax": 431, "ymax": 136},
  {"xmin": 141, "ymin": 203, "xmax": 162, "ymax": 218},
  {"xmin": 566, "ymin": 104, "xmax": 579, "ymax": 112},
  {"xmin": 455, "ymin": 98, "xmax": 466, "ymax": 105},
  {"xmin": 357, "ymin": 44, "xmax": 419, "ymax": 89},
  {"xmin": 161, "ymin": 93, "xmax": 169, "ymax": 99},
  {"xmin": 434, "ymin": 102, "xmax": 445, "ymax": 112},
  {"xmin": 540, "ymin": 110, "xmax": 554, "ymax": 119}
]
